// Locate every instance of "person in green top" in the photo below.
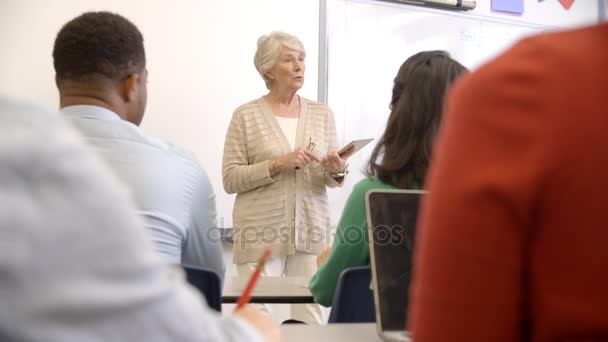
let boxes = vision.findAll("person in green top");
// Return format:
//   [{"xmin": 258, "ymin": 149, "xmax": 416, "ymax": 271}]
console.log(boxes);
[{"xmin": 309, "ymin": 51, "xmax": 468, "ymax": 307}]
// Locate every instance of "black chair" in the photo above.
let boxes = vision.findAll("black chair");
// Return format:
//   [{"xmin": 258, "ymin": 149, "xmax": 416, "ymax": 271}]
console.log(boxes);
[
  {"xmin": 328, "ymin": 266, "xmax": 376, "ymax": 323},
  {"xmin": 182, "ymin": 264, "xmax": 222, "ymax": 312}
]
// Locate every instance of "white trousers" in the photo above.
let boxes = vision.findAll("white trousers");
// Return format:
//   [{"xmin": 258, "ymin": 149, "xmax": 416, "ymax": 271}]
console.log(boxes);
[{"xmin": 236, "ymin": 252, "xmax": 324, "ymax": 324}]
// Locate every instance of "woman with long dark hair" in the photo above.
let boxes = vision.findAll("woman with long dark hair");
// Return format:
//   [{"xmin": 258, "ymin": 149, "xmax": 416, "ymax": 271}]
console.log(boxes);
[{"xmin": 309, "ymin": 51, "xmax": 467, "ymax": 307}]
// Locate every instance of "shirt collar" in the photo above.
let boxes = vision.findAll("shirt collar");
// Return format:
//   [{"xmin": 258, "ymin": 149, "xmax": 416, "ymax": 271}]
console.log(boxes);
[{"xmin": 60, "ymin": 105, "xmax": 122, "ymax": 121}]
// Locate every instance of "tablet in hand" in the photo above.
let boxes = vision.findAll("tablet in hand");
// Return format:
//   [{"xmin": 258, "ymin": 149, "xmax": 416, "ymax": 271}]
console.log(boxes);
[{"xmin": 338, "ymin": 138, "xmax": 374, "ymax": 157}]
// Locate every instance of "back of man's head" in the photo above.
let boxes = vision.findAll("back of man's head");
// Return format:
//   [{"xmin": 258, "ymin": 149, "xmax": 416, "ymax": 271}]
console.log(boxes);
[
  {"xmin": 53, "ymin": 11, "xmax": 146, "ymax": 84},
  {"xmin": 53, "ymin": 12, "xmax": 148, "ymax": 126}
]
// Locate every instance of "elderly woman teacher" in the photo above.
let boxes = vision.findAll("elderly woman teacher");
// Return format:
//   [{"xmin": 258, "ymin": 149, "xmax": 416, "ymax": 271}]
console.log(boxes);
[{"xmin": 222, "ymin": 31, "xmax": 349, "ymax": 324}]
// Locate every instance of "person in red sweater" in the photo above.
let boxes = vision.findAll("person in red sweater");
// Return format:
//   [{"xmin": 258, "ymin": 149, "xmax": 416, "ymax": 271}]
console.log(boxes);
[{"xmin": 409, "ymin": 23, "xmax": 608, "ymax": 342}]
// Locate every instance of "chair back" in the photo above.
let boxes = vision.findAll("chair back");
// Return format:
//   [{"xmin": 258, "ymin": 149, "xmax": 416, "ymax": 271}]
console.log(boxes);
[
  {"xmin": 182, "ymin": 264, "xmax": 222, "ymax": 312},
  {"xmin": 328, "ymin": 266, "xmax": 376, "ymax": 323}
]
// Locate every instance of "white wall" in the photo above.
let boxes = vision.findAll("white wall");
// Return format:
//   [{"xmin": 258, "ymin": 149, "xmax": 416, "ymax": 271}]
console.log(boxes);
[
  {"xmin": 0, "ymin": 0, "xmax": 600, "ymax": 229},
  {"xmin": 0, "ymin": 0, "xmax": 319, "ymax": 228}
]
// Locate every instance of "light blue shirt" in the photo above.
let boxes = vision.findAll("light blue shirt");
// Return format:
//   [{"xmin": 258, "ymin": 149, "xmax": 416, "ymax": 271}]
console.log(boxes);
[
  {"xmin": 62, "ymin": 105, "xmax": 225, "ymax": 281},
  {"xmin": 0, "ymin": 96, "xmax": 260, "ymax": 342}
]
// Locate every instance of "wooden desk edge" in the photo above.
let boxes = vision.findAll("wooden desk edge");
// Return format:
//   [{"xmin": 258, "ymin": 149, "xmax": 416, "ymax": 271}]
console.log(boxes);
[{"xmin": 222, "ymin": 295, "xmax": 315, "ymax": 304}]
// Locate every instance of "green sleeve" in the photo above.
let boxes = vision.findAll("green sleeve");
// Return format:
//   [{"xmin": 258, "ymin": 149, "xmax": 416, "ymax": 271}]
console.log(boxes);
[{"xmin": 309, "ymin": 180, "xmax": 372, "ymax": 307}]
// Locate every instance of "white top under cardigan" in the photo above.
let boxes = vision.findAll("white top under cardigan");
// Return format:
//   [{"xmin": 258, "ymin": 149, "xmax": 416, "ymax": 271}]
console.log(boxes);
[
  {"xmin": 274, "ymin": 116, "xmax": 299, "ymax": 149},
  {"xmin": 222, "ymin": 96, "xmax": 342, "ymax": 264}
]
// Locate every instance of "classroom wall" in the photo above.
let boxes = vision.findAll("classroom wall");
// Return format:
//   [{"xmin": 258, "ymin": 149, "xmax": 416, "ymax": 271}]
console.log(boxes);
[
  {"xmin": 0, "ymin": 0, "xmax": 319, "ymax": 228},
  {"xmin": 0, "ymin": 0, "xmax": 600, "ymax": 229}
]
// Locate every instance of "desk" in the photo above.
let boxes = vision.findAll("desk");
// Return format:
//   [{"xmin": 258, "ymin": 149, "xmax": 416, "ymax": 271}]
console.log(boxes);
[
  {"xmin": 281, "ymin": 323, "xmax": 383, "ymax": 341},
  {"xmin": 222, "ymin": 276, "xmax": 314, "ymax": 304}
]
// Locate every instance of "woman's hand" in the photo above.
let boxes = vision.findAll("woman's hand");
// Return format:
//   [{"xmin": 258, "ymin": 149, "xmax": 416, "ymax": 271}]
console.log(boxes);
[
  {"xmin": 234, "ymin": 305, "xmax": 281, "ymax": 342},
  {"xmin": 319, "ymin": 148, "xmax": 353, "ymax": 175},
  {"xmin": 269, "ymin": 148, "xmax": 320, "ymax": 176},
  {"xmin": 316, "ymin": 245, "xmax": 332, "ymax": 267}
]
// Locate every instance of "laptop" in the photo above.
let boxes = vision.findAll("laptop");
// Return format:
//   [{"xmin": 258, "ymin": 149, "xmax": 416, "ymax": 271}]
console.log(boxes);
[{"xmin": 365, "ymin": 189, "xmax": 426, "ymax": 342}]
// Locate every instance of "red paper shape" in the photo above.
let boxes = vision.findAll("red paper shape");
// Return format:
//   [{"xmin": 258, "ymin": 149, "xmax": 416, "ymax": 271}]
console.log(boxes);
[{"xmin": 559, "ymin": 0, "xmax": 575, "ymax": 10}]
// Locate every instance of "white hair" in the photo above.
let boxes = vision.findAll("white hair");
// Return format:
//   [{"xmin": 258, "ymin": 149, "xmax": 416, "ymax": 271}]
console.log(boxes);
[{"xmin": 254, "ymin": 31, "xmax": 306, "ymax": 89}]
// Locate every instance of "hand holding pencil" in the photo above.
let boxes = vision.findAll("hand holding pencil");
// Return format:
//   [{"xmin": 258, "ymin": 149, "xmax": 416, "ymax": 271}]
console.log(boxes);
[
  {"xmin": 233, "ymin": 247, "xmax": 280, "ymax": 341},
  {"xmin": 233, "ymin": 305, "xmax": 280, "ymax": 342},
  {"xmin": 235, "ymin": 246, "xmax": 273, "ymax": 310}
]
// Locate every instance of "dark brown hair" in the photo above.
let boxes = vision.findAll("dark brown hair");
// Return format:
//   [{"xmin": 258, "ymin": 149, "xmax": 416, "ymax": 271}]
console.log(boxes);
[
  {"xmin": 53, "ymin": 11, "xmax": 146, "ymax": 82},
  {"xmin": 367, "ymin": 50, "xmax": 467, "ymax": 189}
]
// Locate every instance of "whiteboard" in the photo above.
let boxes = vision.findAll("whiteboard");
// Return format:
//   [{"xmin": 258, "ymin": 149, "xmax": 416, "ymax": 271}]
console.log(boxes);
[{"xmin": 323, "ymin": 0, "xmax": 598, "ymax": 227}]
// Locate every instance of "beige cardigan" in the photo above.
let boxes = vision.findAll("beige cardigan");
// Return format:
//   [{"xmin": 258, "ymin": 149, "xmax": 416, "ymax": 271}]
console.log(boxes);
[{"xmin": 222, "ymin": 96, "xmax": 341, "ymax": 264}]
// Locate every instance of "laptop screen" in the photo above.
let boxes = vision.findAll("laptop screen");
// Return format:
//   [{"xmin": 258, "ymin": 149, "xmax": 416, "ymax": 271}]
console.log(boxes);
[{"xmin": 366, "ymin": 190, "xmax": 424, "ymax": 332}]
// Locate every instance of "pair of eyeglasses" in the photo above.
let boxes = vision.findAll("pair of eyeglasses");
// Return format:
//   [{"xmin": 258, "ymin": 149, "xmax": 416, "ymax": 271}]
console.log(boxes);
[{"xmin": 306, "ymin": 137, "xmax": 316, "ymax": 152}]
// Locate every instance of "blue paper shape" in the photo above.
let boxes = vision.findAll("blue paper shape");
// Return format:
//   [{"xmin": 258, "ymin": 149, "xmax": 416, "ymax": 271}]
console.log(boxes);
[{"xmin": 492, "ymin": 0, "xmax": 524, "ymax": 14}]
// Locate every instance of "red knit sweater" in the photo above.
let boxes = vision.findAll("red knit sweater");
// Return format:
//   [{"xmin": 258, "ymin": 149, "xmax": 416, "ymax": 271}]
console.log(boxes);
[{"xmin": 410, "ymin": 23, "xmax": 608, "ymax": 342}]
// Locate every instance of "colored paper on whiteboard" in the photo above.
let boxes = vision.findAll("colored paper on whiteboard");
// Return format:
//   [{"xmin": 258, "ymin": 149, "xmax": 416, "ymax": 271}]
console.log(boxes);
[
  {"xmin": 491, "ymin": 0, "xmax": 524, "ymax": 14},
  {"xmin": 559, "ymin": 0, "xmax": 575, "ymax": 10}
]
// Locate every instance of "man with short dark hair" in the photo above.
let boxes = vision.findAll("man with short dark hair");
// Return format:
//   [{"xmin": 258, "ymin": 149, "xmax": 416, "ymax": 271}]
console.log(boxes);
[{"xmin": 53, "ymin": 11, "xmax": 224, "ymax": 279}]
